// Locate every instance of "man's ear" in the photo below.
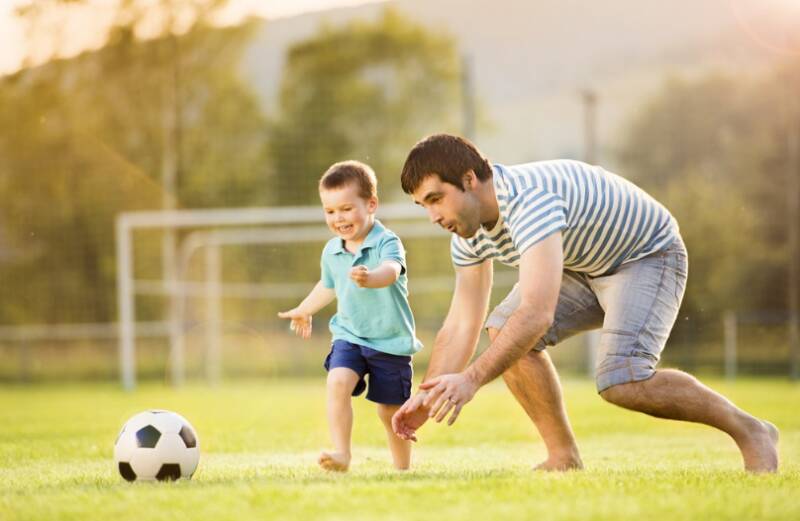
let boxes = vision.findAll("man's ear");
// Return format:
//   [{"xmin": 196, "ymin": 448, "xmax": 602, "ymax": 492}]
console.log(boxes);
[{"xmin": 462, "ymin": 169, "xmax": 477, "ymax": 190}]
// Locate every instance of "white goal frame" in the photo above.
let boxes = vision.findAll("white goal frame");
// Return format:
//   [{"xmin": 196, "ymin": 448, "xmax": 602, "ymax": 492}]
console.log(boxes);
[{"xmin": 115, "ymin": 204, "xmax": 447, "ymax": 390}]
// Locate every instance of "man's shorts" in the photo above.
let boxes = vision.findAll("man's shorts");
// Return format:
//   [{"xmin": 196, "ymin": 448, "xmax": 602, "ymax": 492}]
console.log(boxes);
[
  {"xmin": 324, "ymin": 339, "xmax": 413, "ymax": 405},
  {"xmin": 485, "ymin": 238, "xmax": 688, "ymax": 393}
]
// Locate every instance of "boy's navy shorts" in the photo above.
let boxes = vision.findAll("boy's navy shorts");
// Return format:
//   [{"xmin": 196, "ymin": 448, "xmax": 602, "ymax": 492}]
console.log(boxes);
[{"xmin": 324, "ymin": 339, "xmax": 412, "ymax": 405}]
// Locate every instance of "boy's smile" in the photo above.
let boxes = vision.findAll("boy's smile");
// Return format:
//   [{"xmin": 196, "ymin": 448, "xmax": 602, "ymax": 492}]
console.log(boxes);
[{"xmin": 320, "ymin": 183, "xmax": 378, "ymax": 247}]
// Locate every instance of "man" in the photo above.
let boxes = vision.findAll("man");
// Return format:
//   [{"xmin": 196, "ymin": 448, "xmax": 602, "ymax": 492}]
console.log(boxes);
[{"xmin": 391, "ymin": 133, "xmax": 779, "ymax": 473}]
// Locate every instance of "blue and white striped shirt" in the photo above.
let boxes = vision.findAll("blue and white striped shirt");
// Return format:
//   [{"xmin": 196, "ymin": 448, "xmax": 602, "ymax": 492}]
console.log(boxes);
[{"xmin": 450, "ymin": 161, "xmax": 679, "ymax": 276}]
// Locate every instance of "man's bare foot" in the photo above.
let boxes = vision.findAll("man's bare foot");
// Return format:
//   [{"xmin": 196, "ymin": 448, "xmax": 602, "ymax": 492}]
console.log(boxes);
[
  {"xmin": 318, "ymin": 451, "xmax": 351, "ymax": 472},
  {"xmin": 534, "ymin": 453, "xmax": 584, "ymax": 472},
  {"xmin": 738, "ymin": 419, "xmax": 779, "ymax": 473}
]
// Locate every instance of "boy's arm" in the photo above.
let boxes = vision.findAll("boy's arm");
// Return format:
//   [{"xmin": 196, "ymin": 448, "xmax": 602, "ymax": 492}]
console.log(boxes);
[
  {"xmin": 277, "ymin": 281, "xmax": 336, "ymax": 339},
  {"xmin": 349, "ymin": 261, "xmax": 401, "ymax": 288},
  {"xmin": 296, "ymin": 280, "xmax": 337, "ymax": 314}
]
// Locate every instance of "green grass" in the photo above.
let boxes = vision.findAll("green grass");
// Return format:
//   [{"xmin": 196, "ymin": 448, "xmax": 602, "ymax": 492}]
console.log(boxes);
[{"xmin": 1, "ymin": 378, "xmax": 798, "ymax": 520}]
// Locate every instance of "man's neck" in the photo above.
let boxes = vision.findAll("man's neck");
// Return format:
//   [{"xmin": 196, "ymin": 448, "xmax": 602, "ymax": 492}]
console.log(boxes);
[{"xmin": 478, "ymin": 176, "xmax": 500, "ymax": 230}]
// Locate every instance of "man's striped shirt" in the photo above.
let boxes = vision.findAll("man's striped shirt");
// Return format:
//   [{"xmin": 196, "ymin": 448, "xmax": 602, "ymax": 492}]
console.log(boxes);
[{"xmin": 450, "ymin": 160, "xmax": 679, "ymax": 276}]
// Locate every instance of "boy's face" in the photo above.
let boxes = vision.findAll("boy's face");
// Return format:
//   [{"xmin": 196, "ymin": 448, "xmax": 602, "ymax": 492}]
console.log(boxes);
[
  {"xmin": 320, "ymin": 183, "xmax": 377, "ymax": 243},
  {"xmin": 411, "ymin": 173, "xmax": 482, "ymax": 238}
]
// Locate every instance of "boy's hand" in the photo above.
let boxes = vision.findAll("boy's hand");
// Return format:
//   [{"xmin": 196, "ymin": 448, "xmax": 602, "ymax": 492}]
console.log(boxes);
[
  {"xmin": 277, "ymin": 308, "xmax": 312, "ymax": 339},
  {"xmin": 349, "ymin": 265, "xmax": 371, "ymax": 287}
]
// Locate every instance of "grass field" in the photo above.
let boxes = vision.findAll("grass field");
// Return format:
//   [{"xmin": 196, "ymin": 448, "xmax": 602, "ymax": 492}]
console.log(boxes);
[{"xmin": 1, "ymin": 377, "xmax": 798, "ymax": 520}]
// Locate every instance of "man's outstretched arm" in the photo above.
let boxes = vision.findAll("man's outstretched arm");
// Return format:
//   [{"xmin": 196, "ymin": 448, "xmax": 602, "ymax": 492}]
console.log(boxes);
[
  {"xmin": 422, "ymin": 232, "xmax": 564, "ymax": 425},
  {"xmin": 391, "ymin": 259, "xmax": 493, "ymax": 440}
]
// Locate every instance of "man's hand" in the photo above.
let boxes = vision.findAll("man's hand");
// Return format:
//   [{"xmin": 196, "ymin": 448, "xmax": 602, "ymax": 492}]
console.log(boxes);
[
  {"xmin": 420, "ymin": 372, "xmax": 480, "ymax": 426},
  {"xmin": 349, "ymin": 265, "xmax": 371, "ymax": 287},
  {"xmin": 276, "ymin": 308, "xmax": 312, "ymax": 339},
  {"xmin": 391, "ymin": 391, "xmax": 431, "ymax": 442}
]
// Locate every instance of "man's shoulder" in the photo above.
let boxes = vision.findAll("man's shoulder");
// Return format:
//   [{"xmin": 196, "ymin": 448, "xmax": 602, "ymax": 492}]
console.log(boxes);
[
  {"xmin": 506, "ymin": 158, "xmax": 589, "ymax": 171},
  {"xmin": 505, "ymin": 159, "xmax": 592, "ymax": 183}
]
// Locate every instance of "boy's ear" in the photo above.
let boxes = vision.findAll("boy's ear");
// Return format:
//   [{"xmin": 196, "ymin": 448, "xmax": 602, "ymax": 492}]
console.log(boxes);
[{"xmin": 367, "ymin": 195, "xmax": 378, "ymax": 212}]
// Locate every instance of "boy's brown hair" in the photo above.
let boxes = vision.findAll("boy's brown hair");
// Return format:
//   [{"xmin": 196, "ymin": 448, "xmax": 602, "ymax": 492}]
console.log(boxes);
[
  {"xmin": 401, "ymin": 133, "xmax": 492, "ymax": 194},
  {"xmin": 319, "ymin": 160, "xmax": 378, "ymax": 200}
]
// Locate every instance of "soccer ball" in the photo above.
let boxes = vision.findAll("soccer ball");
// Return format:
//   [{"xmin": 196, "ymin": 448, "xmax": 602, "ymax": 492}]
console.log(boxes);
[{"xmin": 113, "ymin": 410, "xmax": 200, "ymax": 482}]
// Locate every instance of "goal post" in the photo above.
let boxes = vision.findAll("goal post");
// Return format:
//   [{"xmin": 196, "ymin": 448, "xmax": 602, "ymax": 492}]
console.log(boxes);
[{"xmin": 115, "ymin": 204, "xmax": 438, "ymax": 390}]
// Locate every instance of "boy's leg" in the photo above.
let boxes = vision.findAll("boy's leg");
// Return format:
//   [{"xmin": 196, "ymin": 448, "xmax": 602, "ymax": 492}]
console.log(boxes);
[
  {"xmin": 377, "ymin": 404, "xmax": 411, "ymax": 470},
  {"xmin": 360, "ymin": 346, "xmax": 413, "ymax": 470},
  {"xmin": 591, "ymin": 240, "xmax": 778, "ymax": 472},
  {"xmin": 320, "ymin": 367, "xmax": 360, "ymax": 472}
]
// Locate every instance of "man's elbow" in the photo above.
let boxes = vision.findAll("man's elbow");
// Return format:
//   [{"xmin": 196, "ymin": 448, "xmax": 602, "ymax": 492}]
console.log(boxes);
[
  {"xmin": 533, "ymin": 312, "xmax": 554, "ymax": 333},
  {"xmin": 518, "ymin": 305, "xmax": 555, "ymax": 333}
]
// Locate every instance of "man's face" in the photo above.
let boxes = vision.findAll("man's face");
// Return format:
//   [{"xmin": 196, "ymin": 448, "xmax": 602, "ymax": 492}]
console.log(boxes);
[{"xmin": 411, "ymin": 174, "xmax": 481, "ymax": 238}]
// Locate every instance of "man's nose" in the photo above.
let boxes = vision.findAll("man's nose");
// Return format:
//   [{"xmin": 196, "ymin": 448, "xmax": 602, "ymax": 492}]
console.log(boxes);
[{"xmin": 427, "ymin": 208, "xmax": 441, "ymax": 225}]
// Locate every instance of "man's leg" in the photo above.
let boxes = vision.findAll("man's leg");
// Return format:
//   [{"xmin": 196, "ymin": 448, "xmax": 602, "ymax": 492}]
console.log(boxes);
[
  {"xmin": 496, "ymin": 328, "xmax": 583, "ymax": 471},
  {"xmin": 599, "ymin": 370, "xmax": 778, "ymax": 472},
  {"xmin": 488, "ymin": 271, "xmax": 604, "ymax": 471},
  {"xmin": 591, "ymin": 239, "xmax": 778, "ymax": 473}
]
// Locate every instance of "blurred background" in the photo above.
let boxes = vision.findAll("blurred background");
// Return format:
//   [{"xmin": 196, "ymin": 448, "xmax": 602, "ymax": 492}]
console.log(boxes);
[{"xmin": 0, "ymin": 0, "xmax": 798, "ymax": 386}]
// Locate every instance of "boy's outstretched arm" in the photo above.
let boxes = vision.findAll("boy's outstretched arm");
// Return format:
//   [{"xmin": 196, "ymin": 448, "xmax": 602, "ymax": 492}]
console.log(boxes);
[
  {"xmin": 277, "ymin": 281, "xmax": 335, "ymax": 339},
  {"xmin": 349, "ymin": 260, "xmax": 402, "ymax": 288}
]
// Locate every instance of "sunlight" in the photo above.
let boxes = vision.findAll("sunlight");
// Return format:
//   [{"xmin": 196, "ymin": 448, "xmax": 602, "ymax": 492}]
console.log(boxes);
[{"xmin": 729, "ymin": 0, "xmax": 800, "ymax": 56}]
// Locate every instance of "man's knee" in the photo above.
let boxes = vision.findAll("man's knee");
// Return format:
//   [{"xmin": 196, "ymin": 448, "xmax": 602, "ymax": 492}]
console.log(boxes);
[
  {"xmin": 597, "ymin": 371, "xmax": 658, "ymax": 407},
  {"xmin": 598, "ymin": 382, "xmax": 629, "ymax": 405}
]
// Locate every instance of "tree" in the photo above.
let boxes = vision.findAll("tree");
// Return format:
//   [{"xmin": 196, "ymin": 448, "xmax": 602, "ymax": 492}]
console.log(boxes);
[
  {"xmin": 617, "ymin": 61, "xmax": 800, "ymax": 339},
  {"xmin": 0, "ymin": 1, "xmax": 268, "ymax": 324},
  {"xmin": 268, "ymin": 9, "xmax": 462, "ymax": 205}
]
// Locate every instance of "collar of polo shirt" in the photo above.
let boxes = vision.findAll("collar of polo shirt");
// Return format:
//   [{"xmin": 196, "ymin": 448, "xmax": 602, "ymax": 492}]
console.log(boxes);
[{"xmin": 332, "ymin": 219, "xmax": 386, "ymax": 256}]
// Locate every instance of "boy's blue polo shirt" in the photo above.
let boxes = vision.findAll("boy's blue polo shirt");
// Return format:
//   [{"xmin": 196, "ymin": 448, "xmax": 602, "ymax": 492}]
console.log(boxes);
[{"xmin": 321, "ymin": 220, "xmax": 422, "ymax": 356}]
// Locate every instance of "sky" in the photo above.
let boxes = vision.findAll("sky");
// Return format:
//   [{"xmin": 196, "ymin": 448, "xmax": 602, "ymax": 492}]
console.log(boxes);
[
  {"xmin": 0, "ymin": 0, "xmax": 385, "ymax": 75},
  {"xmin": 2, "ymin": 0, "xmax": 798, "ymax": 76}
]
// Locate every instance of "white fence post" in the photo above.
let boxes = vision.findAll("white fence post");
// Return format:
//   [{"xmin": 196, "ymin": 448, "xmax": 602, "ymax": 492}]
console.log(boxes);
[
  {"xmin": 586, "ymin": 330, "xmax": 600, "ymax": 377},
  {"xmin": 116, "ymin": 216, "xmax": 136, "ymax": 390},
  {"xmin": 205, "ymin": 244, "xmax": 222, "ymax": 386},
  {"xmin": 723, "ymin": 310, "xmax": 738, "ymax": 380}
]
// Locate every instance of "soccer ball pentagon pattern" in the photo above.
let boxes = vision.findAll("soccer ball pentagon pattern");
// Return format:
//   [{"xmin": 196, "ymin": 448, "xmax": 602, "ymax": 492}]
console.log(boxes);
[{"xmin": 114, "ymin": 410, "xmax": 199, "ymax": 482}]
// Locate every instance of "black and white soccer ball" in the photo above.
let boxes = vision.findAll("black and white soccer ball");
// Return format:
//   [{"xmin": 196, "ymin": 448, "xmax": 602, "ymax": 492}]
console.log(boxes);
[{"xmin": 114, "ymin": 410, "xmax": 199, "ymax": 482}]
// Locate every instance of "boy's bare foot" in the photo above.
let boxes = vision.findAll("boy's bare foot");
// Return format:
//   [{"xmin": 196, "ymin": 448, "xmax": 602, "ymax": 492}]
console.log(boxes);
[
  {"xmin": 534, "ymin": 451, "xmax": 583, "ymax": 472},
  {"xmin": 318, "ymin": 451, "xmax": 351, "ymax": 472},
  {"xmin": 739, "ymin": 419, "xmax": 779, "ymax": 473}
]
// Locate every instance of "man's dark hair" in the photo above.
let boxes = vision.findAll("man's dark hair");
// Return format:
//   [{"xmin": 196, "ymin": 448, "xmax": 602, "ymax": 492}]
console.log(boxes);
[
  {"xmin": 319, "ymin": 160, "xmax": 378, "ymax": 200},
  {"xmin": 400, "ymin": 134, "xmax": 492, "ymax": 194}
]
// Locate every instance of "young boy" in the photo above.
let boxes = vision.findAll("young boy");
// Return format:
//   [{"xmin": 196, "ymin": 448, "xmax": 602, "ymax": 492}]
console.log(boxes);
[{"xmin": 278, "ymin": 160, "xmax": 422, "ymax": 472}]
